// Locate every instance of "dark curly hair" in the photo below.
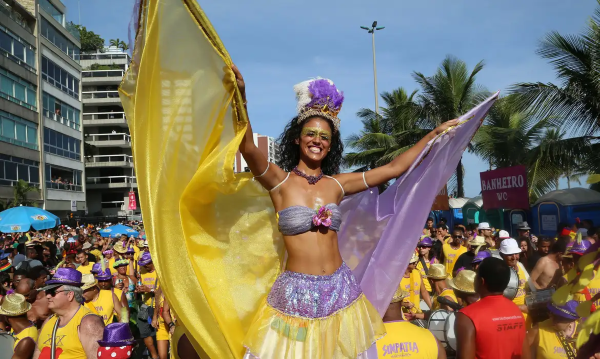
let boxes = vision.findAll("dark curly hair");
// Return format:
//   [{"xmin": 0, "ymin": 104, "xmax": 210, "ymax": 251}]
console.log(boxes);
[{"xmin": 276, "ymin": 115, "xmax": 343, "ymax": 175}]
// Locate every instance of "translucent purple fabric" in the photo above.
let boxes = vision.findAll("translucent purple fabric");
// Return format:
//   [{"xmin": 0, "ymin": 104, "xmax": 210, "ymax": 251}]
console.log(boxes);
[{"xmin": 338, "ymin": 93, "xmax": 499, "ymax": 315}]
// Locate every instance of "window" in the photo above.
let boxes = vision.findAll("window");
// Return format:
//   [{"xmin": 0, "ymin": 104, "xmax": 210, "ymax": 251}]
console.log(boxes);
[
  {"xmin": 44, "ymin": 164, "xmax": 83, "ymax": 191},
  {"xmin": 0, "ymin": 110, "xmax": 38, "ymax": 150},
  {"xmin": 43, "ymin": 127, "xmax": 81, "ymax": 161},
  {"xmin": 40, "ymin": 18, "xmax": 79, "ymax": 62},
  {"xmin": 42, "ymin": 92, "xmax": 80, "ymax": 130},
  {"xmin": 0, "ymin": 68, "xmax": 37, "ymax": 110},
  {"xmin": 41, "ymin": 56, "xmax": 79, "ymax": 99},
  {"xmin": 0, "ymin": 27, "xmax": 36, "ymax": 71},
  {"xmin": 0, "ymin": 155, "xmax": 39, "ymax": 187},
  {"xmin": 39, "ymin": 0, "xmax": 64, "ymax": 25}
]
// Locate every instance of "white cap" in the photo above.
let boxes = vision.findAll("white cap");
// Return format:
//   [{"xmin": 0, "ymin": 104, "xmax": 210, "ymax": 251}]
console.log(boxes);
[
  {"xmin": 477, "ymin": 222, "xmax": 491, "ymax": 230},
  {"xmin": 499, "ymin": 238, "xmax": 521, "ymax": 255},
  {"xmin": 498, "ymin": 230, "xmax": 510, "ymax": 239}
]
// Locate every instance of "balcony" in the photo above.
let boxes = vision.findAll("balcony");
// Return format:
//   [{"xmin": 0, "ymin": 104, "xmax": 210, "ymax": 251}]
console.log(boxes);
[
  {"xmin": 84, "ymin": 133, "xmax": 131, "ymax": 148},
  {"xmin": 0, "ymin": 0, "xmax": 33, "ymax": 34},
  {"xmin": 79, "ymin": 53, "xmax": 129, "ymax": 61},
  {"xmin": 39, "ymin": 0, "xmax": 80, "ymax": 41},
  {"xmin": 81, "ymin": 91, "xmax": 121, "ymax": 105},
  {"xmin": 46, "ymin": 181, "xmax": 83, "ymax": 192},
  {"xmin": 86, "ymin": 176, "xmax": 136, "ymax": 189},
  {"xmin": 85, "ymin": 155, "xmax": 133, "ymax": 168},
  {"xmin": 83, "ymin": 112, "xmax": 127, "ymax": 127},
  {"xmin": 101, "ymin": 201, "xmax": 125, "ymax": 209},
  {"xmin": 82, "ymin": 70, "xmax": 124, "ymax": 85},
  {"xmin": 43, "ymin": 109, "xmax": 81, "ymax": 131}
]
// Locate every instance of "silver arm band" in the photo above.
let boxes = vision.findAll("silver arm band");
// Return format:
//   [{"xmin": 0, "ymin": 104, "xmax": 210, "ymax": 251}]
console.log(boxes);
[
  {"xmin": 253, "ymin": 162, "xmax": 270, "ymax": 180},
  {"xmin": 362, "ymin": 172, "xmax": 369, "ymax": 189}
]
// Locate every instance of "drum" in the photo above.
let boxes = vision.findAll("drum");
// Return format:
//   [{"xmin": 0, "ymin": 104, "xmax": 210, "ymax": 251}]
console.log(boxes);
[
  {"xmin": 427, "ymin": 310, "xmax": 450, "ymax": 348},
  {"xmin": 526, "ymin": 288, "xmax": 555, "ymax": 324},
  {"xmin": 503, "ymin": 268, "xmax": 519, "ymax": 300},
  {"xmin": 0, "ymin": 333, "xmax": 14, "ymax": 359},
  {"xmin": 444, "ymin": 312, "xmax": 458, "ymax": 351},
  {"xmin": 420, "ymin": 299, "xmax": 430, "ymax": 312}
]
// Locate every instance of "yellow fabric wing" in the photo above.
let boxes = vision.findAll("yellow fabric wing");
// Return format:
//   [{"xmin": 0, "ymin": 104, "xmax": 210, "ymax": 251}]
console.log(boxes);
[{"xmin": 120, "ymin": 1, "xmax": 284, "ymax": 357}]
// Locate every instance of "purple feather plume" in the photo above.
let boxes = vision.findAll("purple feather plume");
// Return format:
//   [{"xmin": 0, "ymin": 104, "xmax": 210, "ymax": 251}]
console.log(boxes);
[{"xmin": 307, "ymin": 79, "xmax": 344, "ymax": 110}]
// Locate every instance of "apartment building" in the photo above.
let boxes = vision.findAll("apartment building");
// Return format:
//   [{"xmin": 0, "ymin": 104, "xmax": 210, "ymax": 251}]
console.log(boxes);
[
  {"xmin": 234, "ymin": 133, "xmax": 280, "ymax": 173},
  {"xmin": 0, "ymin": 0, "xmax": 84, "ymax": 217},
  {"xmin": 79, "ymin": 47, "xmax": 138, "ymax": 217}
]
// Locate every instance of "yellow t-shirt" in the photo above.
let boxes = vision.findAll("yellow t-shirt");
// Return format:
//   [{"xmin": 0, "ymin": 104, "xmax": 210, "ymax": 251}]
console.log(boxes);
[
  {"xmin": 373, "ymin": 320, "xmax": 438, "ymax": 358},
  {"xmin": 84, "ymin": 301, "xmax": 99, "ymax": 315},
  {"xmin": 442, "ymin": 243, "xmax": 467, "ymax": 279},
  {"xmin": 93, "ymin": 289, "xmax": 116, "ymax": 325},
  {"xmin": 513, "ymin": 264, "xmax": 529, "ymax": 322},
  {"xmin": 13, "ymin": 324, "xmax": 38, "ymax": 350},
  {"xmin": 77, "ymin": 261, "xmax": 95, "ymax": 275},
  {"xmin": 415, "ymin": 259, "xmax": 432, "ymax": 292},
  {"xmin": 38, "ymin": 305, "xmax": 94, "ymax": 359},
  {"xmin": 133, "ymin": 245, "xmax": 141, "ymax": 262},
  {"xmin": 141, "ymin": 270, "xmax": 159, "ymax": 307},
  {"xmin": 399, "ymin": 269, "xmax": 422, "ymax": 312},
  {"xmin": 586, "ymin": 270, "xmax": 600, "ymax": 308},
  {"xmin": 431, "ymin": 288, "xmax": 458, "ymax": 311},
  {"xmin": 536, "ymin": 318, "xmax": 577, "ymax": 359}
]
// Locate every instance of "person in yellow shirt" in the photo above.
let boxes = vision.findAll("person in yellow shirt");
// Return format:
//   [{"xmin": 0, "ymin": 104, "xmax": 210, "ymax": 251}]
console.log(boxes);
[
  {"xmin": 416, "ymin": 237, "xmax": 437, "ymax": 294},
  {"xmin": 399, "ymin": 252, "xmax": 432, "ymax": 321},
  {"xmin": 427, "ymin": 264, "xmax": 458, "ymax": 311},
  {"xmin": 81, "ymin": 273, "xmax": 101, "ymax": 315},
  {"xmin": 527, "ymin": 299, "xmax": 579, "ymax": 358},
  {"xmin": 0, "ymin": 293, "xmax": 37, "ymax": 358},
  {"xmin": 135, "ymin": 251, "xmax": 159, "ymax": 359},
  {"xmin": 90, "ymin": 269, "xmax": 124, "ymax": 325},
  {"xmin": 499, "ymin": 238, "xmax": 530, "ymax": 322},
  {"xmin": 76, "ymin": 250, "xmax": 95, "ymax": 275},
  {"xmin": 441, "ymin": 228, "xmax": 467, "ymax": 279},
  {"xmin": 103, "ymin": 249, "xmax": 118, "ymax": 275},
  {"xmin": 367, "ymin": 287, "xmax": 447, "ymax": 358},
  {"xmin": 448, "ymin": 269, "xmax": 480, "ymax": 307}
]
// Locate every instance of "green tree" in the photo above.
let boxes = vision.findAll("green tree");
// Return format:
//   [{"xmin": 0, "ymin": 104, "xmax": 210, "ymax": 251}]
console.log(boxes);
[
  {"xmin": 412, "ymin": 56, "xmax": 487, "ymax": 197},
  {"xmin": 74, "ymin": 24, "xmax": 105, "ymax": 53},
  {"xmin": 10, "ymin": 180, "xmax": 39, "ymax": 207},
  {"xmin": 119, "ymin": 41, "xmax": 129, "ymax": 52},
  {"xmin": 109, "ymin": 38, "xmax": 121, "ymax": 48}
]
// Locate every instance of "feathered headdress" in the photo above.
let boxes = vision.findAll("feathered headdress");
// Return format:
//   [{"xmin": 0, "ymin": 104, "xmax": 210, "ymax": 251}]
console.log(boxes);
[{"xmin": 294, "ymin": 78, "xmax": 344, "ymax": 131}]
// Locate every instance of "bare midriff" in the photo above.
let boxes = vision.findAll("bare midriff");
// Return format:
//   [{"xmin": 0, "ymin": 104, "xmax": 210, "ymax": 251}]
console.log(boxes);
[{"xmin": 283, "ymin": 230, "xmax": 344, "ymax": 275}]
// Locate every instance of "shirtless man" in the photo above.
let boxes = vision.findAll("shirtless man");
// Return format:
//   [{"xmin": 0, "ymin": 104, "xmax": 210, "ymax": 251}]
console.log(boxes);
[
  {"xmin": 530, "ymin": 238, "xmax": 567, "ymax": 290},
  {"xmin": 15, "ymin": 278, "xmax": 51, "ymax": 328}
]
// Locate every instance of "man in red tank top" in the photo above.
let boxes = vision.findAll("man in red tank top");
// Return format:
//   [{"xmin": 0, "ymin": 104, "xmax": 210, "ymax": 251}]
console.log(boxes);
[{"xmin": 456, "ymin": 257, "xmax": 530, "ymax": 359}]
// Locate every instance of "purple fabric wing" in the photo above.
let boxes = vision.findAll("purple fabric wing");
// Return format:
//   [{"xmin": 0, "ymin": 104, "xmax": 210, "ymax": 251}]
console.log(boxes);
[{"xmin": 338, "ymin": 92, "xmax": 499, "ymax": 315}]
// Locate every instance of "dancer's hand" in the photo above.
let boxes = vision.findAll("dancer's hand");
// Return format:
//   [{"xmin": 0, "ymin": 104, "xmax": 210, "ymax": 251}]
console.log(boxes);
[
  {"xmin": 433, "ymin": 119, "xmax": 459, "ymax": 135},
  {"xmin": 231, "ymin": 64, "xmax": 246, "ymax": 100}
]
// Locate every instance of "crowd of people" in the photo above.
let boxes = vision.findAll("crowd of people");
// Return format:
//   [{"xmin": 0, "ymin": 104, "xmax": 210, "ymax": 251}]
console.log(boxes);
[{"xmin": 0, "ymin": 221, "xmax": 190, "ymax": 359}]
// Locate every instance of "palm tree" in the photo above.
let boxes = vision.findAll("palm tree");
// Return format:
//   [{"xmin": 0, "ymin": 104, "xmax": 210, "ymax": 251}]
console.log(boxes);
[
  {"xmin": 119, "ymin": 41, "xmax": 129, "ymax": 52},
  {"xmin": 412, "ymin": 56, "xmax": 487, "ymax": 197},
  {"xmin": 109, "ymin": 38, "xmax": 122, "ymax": 49},
  {"xmin": 10, "ymin": 179, "xmax": 39, "ymax": 207},
  {"xmin": 472, "ymin": 96, "xmax": 591, "ymax": 201}
]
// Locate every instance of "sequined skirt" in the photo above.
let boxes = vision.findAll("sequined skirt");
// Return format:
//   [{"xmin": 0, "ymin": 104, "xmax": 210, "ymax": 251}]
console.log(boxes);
[{"xmin": 243, "ymin": 263, "xmax": 386, "ymax": 359}]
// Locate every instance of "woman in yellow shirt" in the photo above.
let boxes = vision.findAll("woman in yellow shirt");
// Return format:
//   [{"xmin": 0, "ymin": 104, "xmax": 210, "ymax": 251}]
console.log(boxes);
[
  {"xmin": 399, "ymin": 252, "xmax": 432, "ymax": 320},
  {"xmin": 527, "ymin": 300, "xmax": 579, "ymax": 358},
  {"xmin": 416, "ymin": 237, "xmax": 438, "ymax": 294},
  {"xmin": 0, "ymin": 293, "xmax": 37, "ymax": 359}
]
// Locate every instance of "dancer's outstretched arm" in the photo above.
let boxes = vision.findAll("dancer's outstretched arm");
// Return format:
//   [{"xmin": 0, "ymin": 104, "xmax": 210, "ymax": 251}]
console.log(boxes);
[
  {"xmin": 336, "ymin": 120, "xmax": 458, "ymax": 195},
  {"xmin": 233, "ymin": 65, "xmax": 287, "ymax": 190}
]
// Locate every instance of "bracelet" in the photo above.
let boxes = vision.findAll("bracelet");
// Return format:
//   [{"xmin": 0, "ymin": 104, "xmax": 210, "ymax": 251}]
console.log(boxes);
[
  {"xmin": 253, "ymin": 162, "xmax": 270, "ymax": 181},
  {"xmin": 362, "ymin": 172, "xmax": 369, "ymax": 189}
]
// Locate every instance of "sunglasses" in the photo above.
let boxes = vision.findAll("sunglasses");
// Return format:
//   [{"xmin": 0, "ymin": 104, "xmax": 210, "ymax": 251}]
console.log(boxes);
[
  {"xmin": 418, "ymin": 245, "xmax": 432, "ymax": 248},
  {"xmin": 452, "ymin": 235, "xmax": 464, "ymax": 239},
  {"xmin": 46, "ymin": 288, "xmax": 68, "ymax": 297}
]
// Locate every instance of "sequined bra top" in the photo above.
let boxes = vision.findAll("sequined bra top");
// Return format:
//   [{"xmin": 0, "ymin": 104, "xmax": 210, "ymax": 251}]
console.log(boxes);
[{"xmin": 271, "ymin": 173, "xmax": 345, "ymax": 236}]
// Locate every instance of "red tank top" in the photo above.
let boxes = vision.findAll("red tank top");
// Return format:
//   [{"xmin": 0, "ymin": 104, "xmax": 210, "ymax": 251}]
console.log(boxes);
[{"xmin": 460, "ymin": 295, "xmax": 526, "ymax": 359}]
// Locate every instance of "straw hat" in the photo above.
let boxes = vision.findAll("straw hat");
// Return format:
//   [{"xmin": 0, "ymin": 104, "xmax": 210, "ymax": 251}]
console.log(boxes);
[
  {"xmin": 0, "ymin": 293, "xmax": 31, "ymax": 316},
  {"xmin": 426, "ymin": 264, "xmax": 449, "ymax": 280},
  {"xmin": 113, "ymin": 242, "xmax": 127, "ymax": 254},
  {"xmin": 468, "ymin": 236, "xmax": 486, "ymax": 246},
  {"xmin": 409, "ymin": 252, "xmax": 418, "ymax": 264},
  {"xmin": 81, "ymin": 273, "xmax": 98, "ymax": 291},
  {"xmin": 391, "ymin": 288, "xmax": 410, "ymax": 303},
  {"xmin": 447, "ymin": 269, "xmax": 477, "ymax": 294}
]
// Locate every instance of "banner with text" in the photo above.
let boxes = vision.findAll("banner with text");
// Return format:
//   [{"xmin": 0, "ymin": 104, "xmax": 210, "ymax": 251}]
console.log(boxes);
[
  {"xmin": 480, "ymin": 165, "xmax": 529, "ymax": 210},
  {"xmin": 431, "ymin": 185, "xmax": 450, "ymax": 211},
  {"xmin": 128, "ymin": 191, "xmax": 137, "ymax": 210}
]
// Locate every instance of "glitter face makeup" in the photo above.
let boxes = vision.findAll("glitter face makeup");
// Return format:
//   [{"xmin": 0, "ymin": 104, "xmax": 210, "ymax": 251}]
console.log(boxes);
[{"xmin": 301, "ymin": 127, "xmax": 331, "ymax": 142}]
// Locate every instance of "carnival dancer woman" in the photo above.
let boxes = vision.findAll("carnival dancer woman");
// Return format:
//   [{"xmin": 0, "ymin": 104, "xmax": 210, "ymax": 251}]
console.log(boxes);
[{"xmin": 232, "ymin": 66, "xmax": 457, "ymax": 358}]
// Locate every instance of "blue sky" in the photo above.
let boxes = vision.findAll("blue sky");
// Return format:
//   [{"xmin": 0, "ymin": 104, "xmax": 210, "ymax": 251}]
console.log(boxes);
[{"xmin": 63, "ymin": 0, "xmax": 597, "ymax": 197}]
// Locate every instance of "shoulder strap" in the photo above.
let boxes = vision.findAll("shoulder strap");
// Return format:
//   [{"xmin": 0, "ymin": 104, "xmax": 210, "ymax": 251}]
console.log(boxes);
[
  {"xmin": 555, "ymin": 330, "xmax": 576, "ymax": 359},
  {"xmin": 324, "ymin": 175, "xmax": 345, "ymax": 197},
  {"xmin": 269, "ymin": 173, "xmax": 290, "ymax": 192},
  {"xmin": 419, "ymin": 257, "xmax": 429, "ymax": 275},
  {"xmin": 50, "ymin": 316, "xmax": 60, "ymax": 359}
]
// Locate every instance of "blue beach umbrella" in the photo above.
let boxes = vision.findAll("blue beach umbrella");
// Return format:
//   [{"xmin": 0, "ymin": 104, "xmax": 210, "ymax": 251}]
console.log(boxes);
[
  {"xmin": 0, "ymin": 206, "xmax": 61, "ymax": 233},
  {"xmin": 100, "ymin": 224, "xmax": 139, "ymax": 238}
]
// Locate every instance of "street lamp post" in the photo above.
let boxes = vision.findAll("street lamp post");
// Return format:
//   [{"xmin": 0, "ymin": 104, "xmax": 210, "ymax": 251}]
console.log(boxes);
[{"xmin": 360, "ymin": 21, "xmax": 385, "ymax": 117}]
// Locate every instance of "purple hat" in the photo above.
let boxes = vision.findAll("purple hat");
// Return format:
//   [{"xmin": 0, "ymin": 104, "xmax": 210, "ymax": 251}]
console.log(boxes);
[
  {"xmin": 570, "ymin": 240, "xmax": 591, "ymax": 255},
  {"xmin": 138, "ymin": 252, "xmax": 152, "ymax": 266},
  {"xmin": 96, "ymin": 268, "xmax": 113, "ymax": 281},
  {"xmin": 547, "ymin": 300, "xmax": 579, "ymax": 321},
  {"xmin": 91, "ymin": 262, "xmax": 102, "ymax": 275},
  {"xmin": 472, "ymin": 251, "xmax": 491, "ymax": 264},
  {"xmin": 418, "ymin": 237, "xmax": 433, "ymax": 247},
  {"xmin": 40, "ymin": 268, "xmax": 83, "ymax": 291},
  {"xmin": 125, "ymin": 246, "xmax": 135, "ymax": 254},
  {"xmin": 97, "ymin": 322, "xmax": 137, "ymax": 347}
]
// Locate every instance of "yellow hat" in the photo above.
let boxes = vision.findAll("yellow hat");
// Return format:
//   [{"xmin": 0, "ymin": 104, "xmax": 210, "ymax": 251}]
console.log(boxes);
[
  {"xmin": 409, "ymin": 252, "xmax": 418, "ymax": 264},
  {"xmin": 391, "ymin": 288, "xmax": 410, "ymax": 303},
  {"xmin": 447, "ymin": 269, "xmax": 476, "ymax": 294},
  {"xmin": 81, "ymin": 273, "xmax": 98, "ymax": 291},
  {"xmin": 113, "ymin": 242, "xmax": 127, "ymax": 254},
  {"xmin": 468, "ymin": 236, "xmax": 486, "ymax": 246},
  {"xmin": 0, "ymin": 293, "xmax": 31, "ymax": 316},
  {"xmin": 426, "ymin": 264, "xmax": 449, "ymax": 279}
]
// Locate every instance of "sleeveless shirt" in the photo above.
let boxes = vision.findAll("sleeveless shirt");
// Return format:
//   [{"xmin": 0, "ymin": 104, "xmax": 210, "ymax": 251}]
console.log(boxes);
[
  {"xmin": 432, "ymin": 288, "xmax": 458, "ymax": 311},
  {"xmin": 416, "ymin": 259, "xmax": 432, "ymax": 292},
  {"xmin": 38, "ymin": 305, "xmax": 94, "ymax": 359},
  {"xmin": 537, "ymin": 318, "xmax": 578, "ymax": 359},
  {"xmin": 442, "ymin": 243, "xmax": 467, "ymax": 279},
  {"xmin": 368, "ymin": 320, "xmax": 438, "ymax": 358},
  {"xmin": 460, "ymin": 295, "xmax": 526, "ymax": 359},
  {"xmin": 13, "ymin": 324, "xmax": 38, "ymax": 350},
  {"xmin": 400, "ymin": 269, "xmax": 422, "ymax": 312},
  {"xmin": 513, "ymin": 263, "xmax": 529, "ymax": 322},
  {"xmin": 93, "ymin": 289, "xmax": 116, "ymax": 325}
]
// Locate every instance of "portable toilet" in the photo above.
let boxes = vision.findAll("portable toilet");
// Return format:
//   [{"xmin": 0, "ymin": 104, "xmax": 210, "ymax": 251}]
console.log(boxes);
[
  {"xmin": 449, "ymin": 198, "xmax": 469, "ymax": 227},
  {"xmin": 462, "ymin": 196, "xmax": 485, "ymax": 225},
  {"xmin": 532, "ymin": 188, "xmax": 600, "ymax": 237}
]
